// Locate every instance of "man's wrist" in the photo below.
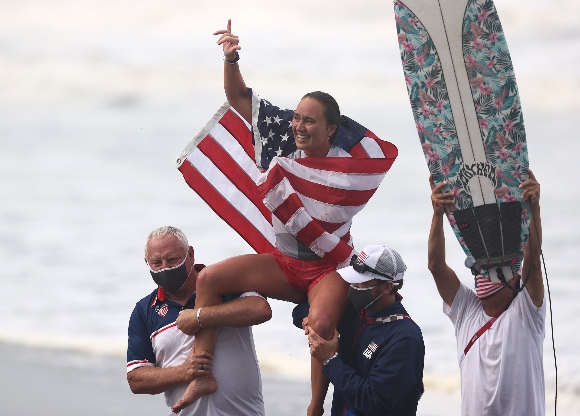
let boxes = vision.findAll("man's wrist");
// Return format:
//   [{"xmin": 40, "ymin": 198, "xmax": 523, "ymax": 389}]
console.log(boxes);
[
  {"xmin": 322, "ymin": 352, "xmax": 338, "ymax": 367},
  {"xmin": 196, "ymin": 307, "xmax": 203, "ymax": 329}
]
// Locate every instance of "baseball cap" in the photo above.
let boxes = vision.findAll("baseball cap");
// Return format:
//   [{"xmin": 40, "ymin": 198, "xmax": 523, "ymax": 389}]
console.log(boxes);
[{"xmin": 339, "ymin": 245, "xmax": 407, "ymax": 284}]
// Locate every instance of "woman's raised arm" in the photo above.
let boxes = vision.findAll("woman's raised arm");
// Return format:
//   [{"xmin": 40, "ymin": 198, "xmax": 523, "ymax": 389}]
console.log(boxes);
[{"xmin": 214, "ymin": 19, "xmax": 252, "ymax": 123}]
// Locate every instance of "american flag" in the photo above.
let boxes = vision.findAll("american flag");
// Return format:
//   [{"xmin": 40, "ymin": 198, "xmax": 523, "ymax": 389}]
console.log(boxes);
[
  {"xmin": 176, "ymin": 95, "xmax": 398, "ymax": 266},
  {"xmin": 474, "ymin": 274, "xmax": 504, "ymax": 299}
]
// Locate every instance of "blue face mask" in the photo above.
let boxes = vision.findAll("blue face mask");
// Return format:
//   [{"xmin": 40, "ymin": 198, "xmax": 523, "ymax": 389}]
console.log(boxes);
[
  {"xmin": 348, "ymin": 284, "xmax": 385, "ymax": 310},
  {"xmin": 150, "ymin": 255, "xmax": 192, "ymax": 293}
]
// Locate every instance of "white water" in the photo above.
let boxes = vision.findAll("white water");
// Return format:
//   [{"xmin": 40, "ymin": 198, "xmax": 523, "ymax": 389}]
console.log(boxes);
[{"xmin": 1, "ymin": 0, "xmax": 579, "ymax": 411}]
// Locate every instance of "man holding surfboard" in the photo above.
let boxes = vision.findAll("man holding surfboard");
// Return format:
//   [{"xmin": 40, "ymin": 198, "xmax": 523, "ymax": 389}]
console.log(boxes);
[{"xmin": 428, "ymin": 171, "xmax": 545, "ymax": 415}]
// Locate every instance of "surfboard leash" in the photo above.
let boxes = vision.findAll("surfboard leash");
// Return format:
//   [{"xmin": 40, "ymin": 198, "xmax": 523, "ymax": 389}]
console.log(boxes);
[{"xmin": 530, "ymin": 209, "xmax": 558, "ymax": 415}]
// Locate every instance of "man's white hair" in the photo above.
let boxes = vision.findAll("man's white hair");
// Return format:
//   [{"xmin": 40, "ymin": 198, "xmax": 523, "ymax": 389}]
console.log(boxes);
[{"xmin": 144, "ymin": 226, "xmax": 189, "ymax": 258}]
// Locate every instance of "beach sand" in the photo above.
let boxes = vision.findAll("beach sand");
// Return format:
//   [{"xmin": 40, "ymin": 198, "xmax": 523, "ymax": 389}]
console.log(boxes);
[
  {"xmin": 1, "ymin": 342, "xmax": 463, "ymax": 416},
  {"xmin": 3, "ymin": 342, "xmax": 572, "ymax": 416}
]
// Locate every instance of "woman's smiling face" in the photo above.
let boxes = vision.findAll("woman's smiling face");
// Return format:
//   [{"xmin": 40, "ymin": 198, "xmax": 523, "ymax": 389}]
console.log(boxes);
[{"xmin": 292, "ymin": 97, "xmax": 337, "ymax": 157}]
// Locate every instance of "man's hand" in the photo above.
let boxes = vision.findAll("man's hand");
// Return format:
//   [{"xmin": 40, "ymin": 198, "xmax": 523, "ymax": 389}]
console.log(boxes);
[
  {"xmin": 176, "ymin": 309, "xmax": 200, "ymax": 335},
  {"xmin": 179, "ymin": 349, "xmax": 213, "ymax": 382},
  {"xmin": 520, "ymin": 169, "xmax": 540, "ymax": 205},
  {"xmin": 302, "ymin": 317, "xmax": 310, "ymax": 335},
  {"xmin": 214, "ymin": 19, "xmax": 240, "ymax": 61},
  {"xmin": 307, "ymin": 327, "xmax": 339, "ymax": 364},
  {"xmin": 429, "ymin": 175, "xmax": 454, "ymax": 217}
]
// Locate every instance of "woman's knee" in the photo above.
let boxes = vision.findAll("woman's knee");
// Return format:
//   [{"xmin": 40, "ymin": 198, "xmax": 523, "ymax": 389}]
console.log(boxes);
[
  {"xmin": 307, "ymin": 308, "xmax": 335, "ymax": 340},
  {"xmin": 195, "ymin": 267, "xmax": 225, "ymax": 299}
]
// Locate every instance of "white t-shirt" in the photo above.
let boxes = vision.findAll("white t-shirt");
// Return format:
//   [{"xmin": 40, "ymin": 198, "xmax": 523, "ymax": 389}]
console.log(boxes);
[{"xmin": 445, "ymin": 283, "xmax": 546, "ymax": 416}]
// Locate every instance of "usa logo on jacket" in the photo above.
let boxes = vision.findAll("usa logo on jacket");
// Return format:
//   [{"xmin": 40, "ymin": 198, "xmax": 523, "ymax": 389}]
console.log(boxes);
[{"xmin": 363, "ymin": 341, "xmax": 378, "ymax": 359}]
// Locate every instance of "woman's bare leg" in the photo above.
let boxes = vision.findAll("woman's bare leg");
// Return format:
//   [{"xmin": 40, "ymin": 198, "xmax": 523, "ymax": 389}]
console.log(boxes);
[
  {"xmin": 305, "ymin": 271, "xmax": 350, "ymax": 416},
  {"xmin": 171, "ymin": 253, "xmax": 304, "ymax": 412}
]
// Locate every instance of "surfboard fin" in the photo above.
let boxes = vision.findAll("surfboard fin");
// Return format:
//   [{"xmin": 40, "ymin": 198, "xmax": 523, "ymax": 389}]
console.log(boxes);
[{"xmin": 453, "ymin": 201, "xmax": 522, "ymax": 272}]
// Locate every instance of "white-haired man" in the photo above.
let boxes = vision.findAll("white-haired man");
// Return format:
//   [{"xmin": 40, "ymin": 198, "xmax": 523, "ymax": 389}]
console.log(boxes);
[
  {"xmin": 126, "ymin": 226, "xmax": 271, "ymax": 415},
  {"xmin": 428, "ymin": 171, "xmax": 544, "ymax": 415},
  {"xmin": 295, "ymin": 245, "xmax": 425, "ymax": 415}
]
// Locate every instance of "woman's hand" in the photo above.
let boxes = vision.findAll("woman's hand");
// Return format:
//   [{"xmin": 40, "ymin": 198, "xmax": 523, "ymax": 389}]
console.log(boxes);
[{"xmin": 213, "ymin": 19, "xmax": 241, "ymax": 61}]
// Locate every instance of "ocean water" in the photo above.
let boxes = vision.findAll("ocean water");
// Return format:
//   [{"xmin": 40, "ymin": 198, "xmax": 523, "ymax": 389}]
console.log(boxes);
[{"xmin": 1, "ymin": 0, "xmax": 579, "ymax": 413}]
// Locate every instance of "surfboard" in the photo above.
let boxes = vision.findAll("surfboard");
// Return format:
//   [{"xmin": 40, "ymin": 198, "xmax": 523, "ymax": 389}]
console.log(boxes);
[{"xmin": 394, "ymin": 0, "xmax": 530, "ymax": 282}]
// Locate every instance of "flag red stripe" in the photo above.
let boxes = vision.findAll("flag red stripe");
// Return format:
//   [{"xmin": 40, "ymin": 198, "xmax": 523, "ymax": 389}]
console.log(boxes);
[
  {"xmin": 197, "ymin": 137, "xmax": 272, "ymax": 221},
  {"xmin": 295, "ymin": 156, "xmax": 394, "ymax": 174},
  {"xmin": 219, "ymin": 109, "xmax": 254, "ymax": 160},
  {"xmin": 179, "ymin": 160, "xmax": 275, "ymax": 254},
  {"xmin": 273, "ymin": 195, "xmax": 347, "ymax": 234},
  {"xmin": 258, "ymin": 163, "xmax": 379, "ymax": 208},
  {"xmin": 315, "ymin": 219, "xmax": 347, "ymax": 235},
  {"xmin": 283, "ymin": 169, "xmax": 378, "ymax": 207},
  {"xmin": 364, "ymin": 129, "xmax": 381, "ymax": 141},
  {"xmin": 258, "ymin": 164, "xmax": 285, "ymax": 199},
  {"xmin": 295, "ymin": 220, "xmax": 325, "ymax": 248},
  {"xmin": 273, "ymin": 193, "xmax": 306, "ymax": 225},
  {"xmin": 348, "ymin": 142, "xmax": 370, "ymax": 158},
  {"xmin": 326, "ymin": 239, "xmax": 354, "ymax": 264},
  {"xmin": 273, "ymin": 195, "xmax": 353, "ymax": 264},
  {"xmin": 295, "ymin": 225, "xmax": 351, "ymax": 251}
]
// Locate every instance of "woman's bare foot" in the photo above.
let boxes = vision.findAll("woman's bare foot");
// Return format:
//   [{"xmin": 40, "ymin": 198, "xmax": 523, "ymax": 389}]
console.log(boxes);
[{"xmin": 171, "ymin": 375, "xmax": 218, "ymax": 413}]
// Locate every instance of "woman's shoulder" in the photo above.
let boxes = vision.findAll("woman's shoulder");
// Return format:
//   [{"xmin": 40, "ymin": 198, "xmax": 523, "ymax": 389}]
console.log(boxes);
[{"xmin": 328, "ymin": 146, "xmax": 351, "ymax": 158}]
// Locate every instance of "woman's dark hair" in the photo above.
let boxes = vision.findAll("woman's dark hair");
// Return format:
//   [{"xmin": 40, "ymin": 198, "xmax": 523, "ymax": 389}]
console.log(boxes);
[{"xmin": 302, "ymin": 91, "xmax": 341, "ymax": 141}]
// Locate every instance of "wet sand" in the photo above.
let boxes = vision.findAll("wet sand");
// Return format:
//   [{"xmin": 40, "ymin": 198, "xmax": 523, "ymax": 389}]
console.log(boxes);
[{"xmin": 0, "ymin": 342, "xmax": 463, "ymax": 416}]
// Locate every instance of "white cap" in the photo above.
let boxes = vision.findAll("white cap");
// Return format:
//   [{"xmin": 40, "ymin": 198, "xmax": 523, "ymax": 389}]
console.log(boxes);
[{"xmin": 338, "ymin": 245, "xmax": 407, "ymax": 284}]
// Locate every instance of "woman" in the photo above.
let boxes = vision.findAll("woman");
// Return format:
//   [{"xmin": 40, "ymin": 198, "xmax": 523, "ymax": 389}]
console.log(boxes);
[{"xmin": 173, "ymin": 20, "xmax": 397, "ymax": 416}]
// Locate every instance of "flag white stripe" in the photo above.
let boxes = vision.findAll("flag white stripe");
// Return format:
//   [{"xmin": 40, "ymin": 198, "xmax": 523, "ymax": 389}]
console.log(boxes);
[
  {"xmin": 187, "ymin": 149, "xmax": 275, "ymax": 245},
  {"xmin": 284, "ymin": 207, "xmax": 312, "ymax": 235},
  {"xmin": 359, "ymin": 136, "xmax": 386, "ymax": 158},
  {"xmin": 261, "ymin": 177, "xmax": 366, "ymax": 223},
  {"xmin": 310, "ymin": 233, "xmax": 352, "ymax": 259},
  {"xmin": 210, "ymin": 124, "xmax": 263, "ymax": 183},
  {"xmin": 261, "ymin": 177, "xmax": 294, "ymax": 212},
  {"xmin": 299, "ymin": 193, "xmax": 365, "ymax": 223},
  {"xmin": 279, "ymin": 201, "xmax": 353, "ymax": 239}
]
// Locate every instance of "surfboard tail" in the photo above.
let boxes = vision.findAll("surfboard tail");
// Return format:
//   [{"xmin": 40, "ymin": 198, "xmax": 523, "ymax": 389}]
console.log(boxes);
[{"xmin": 452, "ymin": 201, "xmax": 521, "ymax": 279}]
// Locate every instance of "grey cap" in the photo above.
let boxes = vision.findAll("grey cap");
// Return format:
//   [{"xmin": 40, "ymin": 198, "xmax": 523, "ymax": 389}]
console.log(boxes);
[{"xmin": 339, "ymin": 245, "xmax": 407, "ymax": 284}]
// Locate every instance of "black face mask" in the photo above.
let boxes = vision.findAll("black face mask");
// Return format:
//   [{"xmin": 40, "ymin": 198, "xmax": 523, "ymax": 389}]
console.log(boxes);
[
  {"xmin": 150, "ymin": 255, "xmax": 191, "ymax": 293},
  {"xmin": 348, "ymin": 284, "xmax": 385, "ymax": 310}
]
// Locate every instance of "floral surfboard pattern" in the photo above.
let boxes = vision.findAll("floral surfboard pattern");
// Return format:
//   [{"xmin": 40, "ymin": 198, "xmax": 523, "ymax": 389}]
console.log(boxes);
[
  {"xmin": 462, "ymin": 0, "xmax": 528, "ymax": 201},
  {"xmin": 394, "ymin": 0, "xmax": 530, "ymax": 279}
]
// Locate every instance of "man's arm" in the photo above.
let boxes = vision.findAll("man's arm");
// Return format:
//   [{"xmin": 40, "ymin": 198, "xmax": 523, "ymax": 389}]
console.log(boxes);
[
  {"xmin": 520, "ymin": 170, "xmax": 543, "ymax": 307},
  {"xmin": 427, "ymin": 175, "xmax": 461, "ymax": 306},
  {"xmin": 214, "ymin": 19, "xmax": 252, "ymax": 124},
  {"xmin": 176, "ymin": 293, "xmax": 272, "ymax": 336},
  {"xmin": 127, "ymin": 351, "xmax": 212, "ymax": 395}
]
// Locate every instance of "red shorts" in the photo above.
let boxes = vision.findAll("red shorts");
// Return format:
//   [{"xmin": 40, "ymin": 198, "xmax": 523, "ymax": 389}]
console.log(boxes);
[{"xmin": 270, "ymin": 249, "xmax": 338, "ymax": 294}]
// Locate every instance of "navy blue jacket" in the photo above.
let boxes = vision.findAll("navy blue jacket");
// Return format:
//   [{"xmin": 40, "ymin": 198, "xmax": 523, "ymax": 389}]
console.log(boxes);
[{"xmin": 293, "ymin": 297, "xmax": 424, "ymax": 416}]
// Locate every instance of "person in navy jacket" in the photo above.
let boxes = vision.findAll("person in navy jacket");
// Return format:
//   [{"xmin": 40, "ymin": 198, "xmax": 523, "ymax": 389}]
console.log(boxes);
[{"xmin": 294, "ymin": 245, "xmax": 424, "ymax": 416}]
